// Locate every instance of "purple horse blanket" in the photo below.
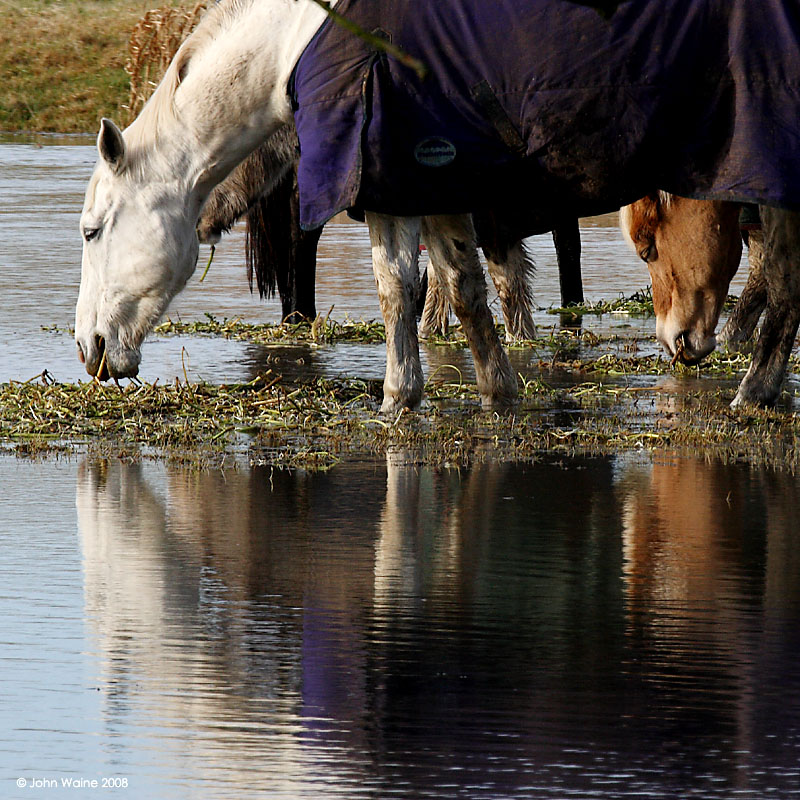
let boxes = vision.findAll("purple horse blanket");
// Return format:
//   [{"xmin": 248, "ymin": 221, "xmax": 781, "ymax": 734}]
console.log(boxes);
[{"xmin": 291, "ymin": 0, "xmax": 800, "ymax": 230}]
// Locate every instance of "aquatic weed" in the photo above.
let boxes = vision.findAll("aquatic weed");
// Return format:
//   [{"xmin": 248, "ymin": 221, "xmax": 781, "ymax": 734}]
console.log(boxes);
[{"xmin": 2, "ymin": 364, "xmax": 800, "ymax": 473}]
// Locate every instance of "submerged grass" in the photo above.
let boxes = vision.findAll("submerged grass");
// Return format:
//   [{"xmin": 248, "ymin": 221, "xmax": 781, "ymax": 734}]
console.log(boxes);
[{"xmin": 154, "ymin": 312, "xmax": 388, "ymax": 344}]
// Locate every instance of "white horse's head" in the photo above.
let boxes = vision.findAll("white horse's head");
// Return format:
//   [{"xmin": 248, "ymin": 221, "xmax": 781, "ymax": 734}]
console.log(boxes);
[
  {"xmin": 73, "ymin": 0, "xmax": 336, "ymax": 379},
  {"xmin": 75, "ymin": 119, "xmax": 202, "ymax": 379}
]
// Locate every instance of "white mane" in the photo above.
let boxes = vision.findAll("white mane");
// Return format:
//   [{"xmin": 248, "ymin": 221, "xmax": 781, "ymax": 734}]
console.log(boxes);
[{"xmin": 123, "ymin": 0, "xmax": 260, "ymax": 174}]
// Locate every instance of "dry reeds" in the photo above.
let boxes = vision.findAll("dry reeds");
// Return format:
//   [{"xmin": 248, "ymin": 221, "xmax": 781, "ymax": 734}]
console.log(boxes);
[{"xmin": 125, "ymin": 2, "xmax": 209, "ymax": 123}]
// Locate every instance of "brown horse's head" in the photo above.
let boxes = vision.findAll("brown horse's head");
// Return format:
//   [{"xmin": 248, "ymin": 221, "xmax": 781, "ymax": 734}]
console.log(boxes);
[{"xmin": 621, "ymin": 193, "xmax": 742, "ymax": 364}]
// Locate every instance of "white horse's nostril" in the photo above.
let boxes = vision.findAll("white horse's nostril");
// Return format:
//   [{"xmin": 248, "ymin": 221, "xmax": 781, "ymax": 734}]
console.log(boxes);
[
  {"xmin": 94, "ymin": 335, "xmax": 111, "ymax": 381},
  {"xmin": 76, "ymin": 341, "xmax": 86, "ymax": 364}
]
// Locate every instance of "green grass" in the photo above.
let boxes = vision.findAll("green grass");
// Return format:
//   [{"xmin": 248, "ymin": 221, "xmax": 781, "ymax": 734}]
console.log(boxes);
[{"xmin": 0, "ymin": 0, "xmax": 183, "ymax": 132}]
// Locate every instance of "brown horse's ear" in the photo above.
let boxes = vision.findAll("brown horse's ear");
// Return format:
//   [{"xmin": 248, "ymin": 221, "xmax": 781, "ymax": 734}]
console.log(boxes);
[
  {"xmin": 98, "ymin": 118, "xmax": 126, "ymax": 174},
  {"xmin": 628, "ymin": 193, "xmax": 662, "ymax": 263}
]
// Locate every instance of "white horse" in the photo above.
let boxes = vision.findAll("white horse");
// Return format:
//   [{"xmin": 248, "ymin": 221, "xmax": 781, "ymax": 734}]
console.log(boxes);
[
  {"xmin": 75, "ymin": 0, "xmax": 800, "ymax": 410},
  {"xmin": 75, "ymin": 0, "xmax": 516, "ymax": 413}
]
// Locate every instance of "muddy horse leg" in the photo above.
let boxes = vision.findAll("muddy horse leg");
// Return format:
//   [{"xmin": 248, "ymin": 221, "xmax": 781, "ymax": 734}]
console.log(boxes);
[
  {"xmin": 482, "ymin": 237, "xmax": 537, "ymax": 342},
  {"xmin": 718, "ymin": 229, "xmax": 766, "ymax": 346},
  {"xmin": 732, "ymin": 208, "xmax": 800, "ymax": 408},
  {"xmin": 365, "ymin": 212, "xmax": 425, "ymax": 413},
  {"xmin": 418, "ymin": 262, "xmax": 450, "ymax": 339},
  {"xmin": 421, "ymin": 214, "xmax": 517, "ymax": 408},
  {"xmin": 472, "ymin": 210, "xmax": 536, "ymax": 342}
]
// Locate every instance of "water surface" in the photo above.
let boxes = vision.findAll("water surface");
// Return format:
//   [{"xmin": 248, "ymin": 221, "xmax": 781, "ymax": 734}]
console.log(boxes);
[
  {"xmin": 1, "ymin": 140, "xmax": 790, "ymax": 800},
  {"xmin": 2, "ymin": 453, "xmax": 800, "ymax": 798}
]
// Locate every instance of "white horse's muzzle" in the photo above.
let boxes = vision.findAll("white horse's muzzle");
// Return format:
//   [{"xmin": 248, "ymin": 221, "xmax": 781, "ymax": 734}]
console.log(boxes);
[{"xmin": 76, "ymin": 333, "xmax": 141, "ymax": 381}]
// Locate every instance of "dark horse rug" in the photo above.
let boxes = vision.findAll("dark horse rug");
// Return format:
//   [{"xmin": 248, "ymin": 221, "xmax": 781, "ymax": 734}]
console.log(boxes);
[{"xmin": 291, "ymin": 0, "xmax": 800, "ymax": 230}]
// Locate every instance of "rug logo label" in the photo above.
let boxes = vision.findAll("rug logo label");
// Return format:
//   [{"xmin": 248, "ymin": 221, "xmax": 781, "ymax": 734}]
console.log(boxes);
[{"xmin": 414, "ymin": 138, "xmax": 456, "ymax": 167}]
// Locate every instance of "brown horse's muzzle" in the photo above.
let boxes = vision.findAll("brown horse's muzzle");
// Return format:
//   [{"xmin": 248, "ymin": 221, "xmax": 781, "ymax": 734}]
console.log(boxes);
[
  {"xmin": 665, "ymin": 330, "xmax": 717, "ymax": 367},
  {"xmin": 656, "ymin": 315, "xmax": 717, "ymax": 368}
]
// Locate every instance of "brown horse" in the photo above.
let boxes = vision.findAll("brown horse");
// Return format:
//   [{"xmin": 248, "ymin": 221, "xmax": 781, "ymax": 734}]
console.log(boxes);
[{"xmin": 620, "ymin": 193, "xmax": 768, "ymax": 363}]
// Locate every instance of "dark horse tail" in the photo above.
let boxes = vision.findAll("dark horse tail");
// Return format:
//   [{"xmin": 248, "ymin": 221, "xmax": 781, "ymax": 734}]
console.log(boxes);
[{"xmin": 245, "ymin": 167, "xmax": 321, "ymax": 323}]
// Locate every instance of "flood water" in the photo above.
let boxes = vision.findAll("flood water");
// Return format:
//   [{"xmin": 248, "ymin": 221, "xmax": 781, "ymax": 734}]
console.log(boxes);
[
  {"xmin": 0, "ymin": 134, "xmax": 749, "ymax": 386},
  {"xmin": 2, "ymin": 138, "xmax": 797, "ymax": 799},
  {"xmin": 4, "ymin": 453, "xmax": 800, "ymax": 799}
]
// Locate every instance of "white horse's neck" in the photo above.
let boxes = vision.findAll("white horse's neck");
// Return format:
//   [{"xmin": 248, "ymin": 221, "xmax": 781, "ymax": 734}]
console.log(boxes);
[{"xmin": 125, "ymin": 0, "xmax": 334, "ymax": 199}]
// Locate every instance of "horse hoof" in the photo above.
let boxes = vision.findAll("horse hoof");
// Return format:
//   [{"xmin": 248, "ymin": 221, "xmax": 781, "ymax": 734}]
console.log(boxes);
[
  {"xmin": 380, "ymin": 394, "xmax": 422, "ymax": 415},
  {"xmin": 731, "ymin": 388, "xmax": 775, "ymax": 409},
  {"xmin": 480, "ymin": 392, "xmax": 519, "ymax": 412}
]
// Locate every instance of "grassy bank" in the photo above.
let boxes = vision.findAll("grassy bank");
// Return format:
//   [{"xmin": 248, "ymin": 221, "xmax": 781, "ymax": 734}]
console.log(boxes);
[{"xmin": 0, "ymin": 0, "xmax": 183, "ymax": 132}]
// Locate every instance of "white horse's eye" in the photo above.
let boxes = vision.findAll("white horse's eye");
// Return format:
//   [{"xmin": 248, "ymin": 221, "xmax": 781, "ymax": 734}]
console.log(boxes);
[{"xmin": 83, "ymin": 227, "xmax": 101, "ymax": 243}]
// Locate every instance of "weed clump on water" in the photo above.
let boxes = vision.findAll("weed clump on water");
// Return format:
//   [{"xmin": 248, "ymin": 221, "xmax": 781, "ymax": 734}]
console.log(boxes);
[
  {"xmin": 546, "ymin": 287, "xmax": 740, "ymax": 317},
  {"xmin": 3, "ymin": 364, "xmax": 800, "ymax": 473},
  {"xmin": 548, "ymin": 287, "xmax": 656, "ymax": 317},
  {"xmin": 154, "ymin": 313, "xmax": 388, "ymax": 344}
]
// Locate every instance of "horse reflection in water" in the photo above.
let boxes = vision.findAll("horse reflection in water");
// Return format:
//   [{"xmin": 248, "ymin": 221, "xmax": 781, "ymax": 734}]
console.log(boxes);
[
  {"xmin": 73, "ymin": 455, "xmax": 623, "ymax": 793},
  {"xmin": 76, "ymin": 459, "xmax": 382, "ymax": 791},
  {"xmin": 76, "ymin": 455, "xmax": 800, "ymax": 793},
  {"xmin": 618, "ymin": 453, "xmax": 800, "ymax": 752}
]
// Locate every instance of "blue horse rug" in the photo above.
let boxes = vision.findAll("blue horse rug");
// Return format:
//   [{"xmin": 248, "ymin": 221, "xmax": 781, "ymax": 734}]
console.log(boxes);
[{"xmin": 291, "ymin": 0, "xmax": 800, "ymax": 230}]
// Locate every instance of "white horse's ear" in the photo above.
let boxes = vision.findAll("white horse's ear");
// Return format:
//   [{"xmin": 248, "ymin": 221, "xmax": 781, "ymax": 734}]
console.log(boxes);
[{"xmin": 98, "ymin": 118, "xmax": 126, "ymax": 173}]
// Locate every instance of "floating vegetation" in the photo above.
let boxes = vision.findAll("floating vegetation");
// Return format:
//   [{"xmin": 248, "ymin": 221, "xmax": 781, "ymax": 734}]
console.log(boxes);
[
  {"xmin": 542, "ymin": 346, "xmax": 761, "ymax": 378},
  {"xmin": 546, "ymin": 288, "xmax": 741, "ymax": 317},
  {"xmin": 155, "ymin": 313, "xmax": 628, "ymax": 352},
  {"xmin": 154, "ymin": 313, "xmax": 388, "ymax": 345},
  {"xmin": 2, "ymin": 361, "xmax": 800, "ymax": 473},
  {"xmin": 547, "ymin": 287, "xmax": 656, "ymax": 316}
]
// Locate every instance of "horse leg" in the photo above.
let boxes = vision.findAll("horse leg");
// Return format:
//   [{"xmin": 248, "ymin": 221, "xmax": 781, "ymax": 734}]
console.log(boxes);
[
  {"xmin": 552, "ymin": 217, "xmax": 583, "ymax": 306},
  {"xmin": 415, "ymin": 265, "xmax": 429, "ymax": 318},
  {"xmin": 418, "ymin": 261, "xmax": 450, "ymax": 339},
  {"xmin": 284, "ymin": 174, "xmax": 320, "ymax": 321},
  {"xmin": 732, "ymin": 209, "xmax": 800, "ymax": 408},
  {"xmin": 421, "ymin": 214, "xmax": 518, "ymax": 408},
  {"xmin": 718, "ymin": 229, "xmax": 766, "ymax": 346},
  {"xmin": 483, "ymin": 237, "xmax": 537, "ymax": 342},
  {"xmin": 365, "ymin": 212, "xmax": 425, "ymax": 413},
  {"xmin": 288, "ymin": 226, "xmax": 321, "ymax": 321}
]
